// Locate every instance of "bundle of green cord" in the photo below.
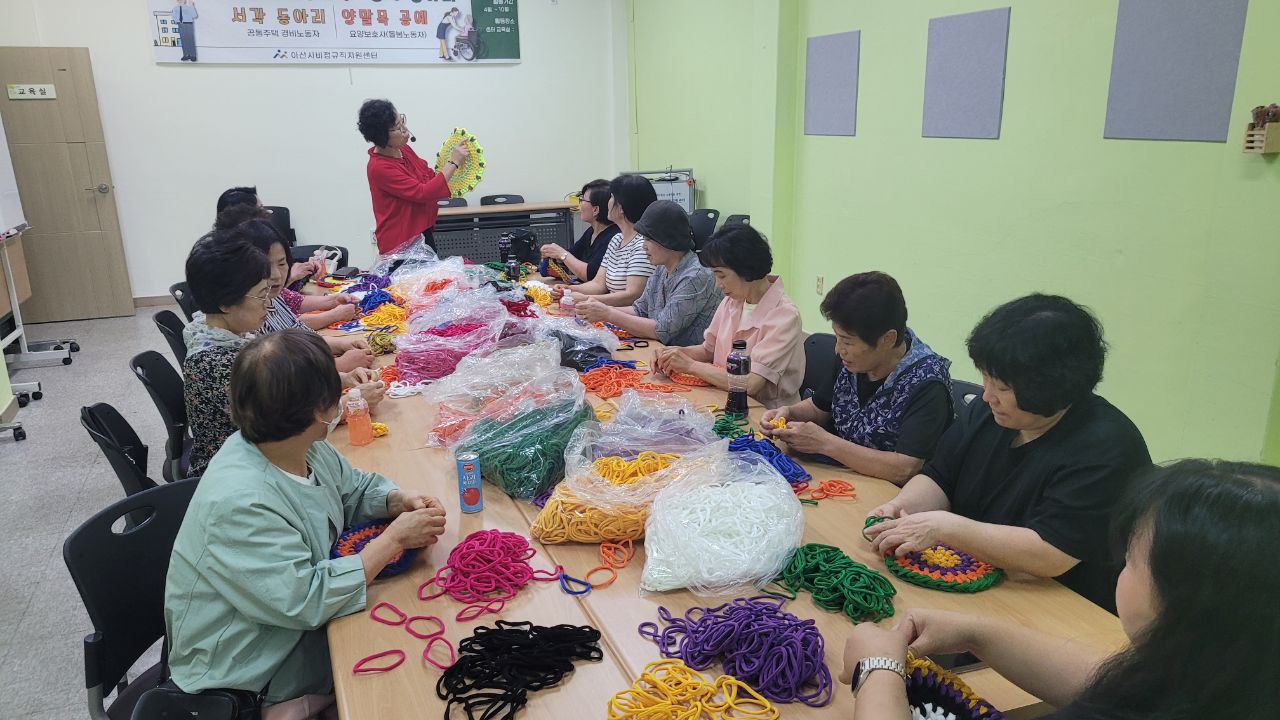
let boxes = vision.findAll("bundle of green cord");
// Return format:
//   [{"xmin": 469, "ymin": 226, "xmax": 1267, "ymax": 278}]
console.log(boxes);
[
  {"xmin": 456, "ymin": 399, "xmax": 597, "ymax": 499},
  {"xmin": 773, "ymin": 543, "xmax": 896, "ymax": 623},
  {"xmin": 712, "ymin": 415, "xmax": 750, "ymax": 439}
]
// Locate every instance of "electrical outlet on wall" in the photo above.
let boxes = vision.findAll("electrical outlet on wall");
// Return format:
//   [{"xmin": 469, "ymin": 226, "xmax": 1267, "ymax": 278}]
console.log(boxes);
[{"xmin": 816, "ymin": 275, "xmax": 824, "ymax": 296}]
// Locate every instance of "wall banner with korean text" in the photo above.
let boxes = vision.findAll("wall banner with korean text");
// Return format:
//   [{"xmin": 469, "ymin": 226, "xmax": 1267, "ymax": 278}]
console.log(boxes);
[{"xmin": 148, "ymin": 1, "xmax": 520, "ymax": 65}]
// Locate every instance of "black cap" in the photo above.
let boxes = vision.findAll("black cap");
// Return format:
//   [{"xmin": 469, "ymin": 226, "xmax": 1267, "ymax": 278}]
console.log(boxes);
[{"xmin": 634, "ymin": 200, "xmax": 695, "ymax": 252}]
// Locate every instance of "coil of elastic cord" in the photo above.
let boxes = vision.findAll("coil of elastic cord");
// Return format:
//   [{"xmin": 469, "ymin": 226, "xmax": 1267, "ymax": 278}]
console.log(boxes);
[
  {"xmin": 580, "ymin": 365, "xmax": 687, "ymax": 399},
  {"xmin": 728, "ymin": 435, "xmax": 811, "ymax": 483},
  {"xmin": 456, "ymin": 399, "xmax": 597, "ymax": 499},
  {"xmin": 771, "ymin": 543, "xmax": 896, "ymax": 623},
  {"xmin": 437, "ymin": 620, "xmax": 603, "ymax": 720},
  {"xmin": 593, "ymin": 451, "xmax": 680, "ymax": 485},
  {"xmin": 530, "ymin": 484, "xmax": 648, "ymax": 544},
  {"xmin": 712, "ymin": 414, "xmax": 751, "ymax": 439},
  {"xmin": 638, "ymin": 596, "xmax": 832, "ymax": 706},
  {"xmin": 668, "ymin": 370, "xmax": 712, "ymax": 387},
  {"xmin": 608, "ymin": 658, "xmax": 779, "ymax": 720},
  {"xmin": 418, "ymin": 529, "xmax": 562, "ymax": 622}
]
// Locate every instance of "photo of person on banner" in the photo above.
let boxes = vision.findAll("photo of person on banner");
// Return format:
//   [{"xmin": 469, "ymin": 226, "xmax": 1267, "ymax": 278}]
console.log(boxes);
[
  {"xmin": 171, "ymin": 0, "xmax": 199, "ymax": 62},
  {"xmin": 437, "ymin": 7, "xmax": 463, "ymax": 61}
]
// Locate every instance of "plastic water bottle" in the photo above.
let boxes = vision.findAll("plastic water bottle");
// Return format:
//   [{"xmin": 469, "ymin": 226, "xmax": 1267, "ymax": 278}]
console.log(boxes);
[
  {"xmin": 726, "ymin": 339, "xmax": 750, "ymax": 419},
  {"xmin": 346, "ymin": 388, "xmax": 374, "ymax": 447}
]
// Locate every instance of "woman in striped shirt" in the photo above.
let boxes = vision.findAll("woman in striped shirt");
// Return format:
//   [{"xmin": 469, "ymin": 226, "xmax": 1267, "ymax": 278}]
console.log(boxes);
[{"xmin": 555, "ymin": 174, "xmax": 656, "ymax": 307}]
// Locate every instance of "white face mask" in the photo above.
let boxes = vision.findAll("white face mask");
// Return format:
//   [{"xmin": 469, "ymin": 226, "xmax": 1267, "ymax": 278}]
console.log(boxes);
[{"xmin": 324, "ymin": 406, "xmax": 343, "ymax": 435}]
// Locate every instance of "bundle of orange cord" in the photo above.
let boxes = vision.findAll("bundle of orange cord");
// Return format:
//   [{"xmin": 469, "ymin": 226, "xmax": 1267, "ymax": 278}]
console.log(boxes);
[
  {"xmin": 668, "ymin": 370, "xmax": 711, "ymax": 387},
  {"xmin": 791, "ymin": 478, "xmax": 856, "ymax": 502},
  {"xmin": 582, "ymin": 538, "xmax": 635, "ymax": 589},
  {"xmin": 579, "ymin": 365, "xmax": 688, "ymax": 399}
]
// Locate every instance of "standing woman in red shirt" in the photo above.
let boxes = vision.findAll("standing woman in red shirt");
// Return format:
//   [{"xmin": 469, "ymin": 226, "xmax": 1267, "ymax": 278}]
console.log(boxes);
[{"xmin": 358, "ymin": 99, "xmax": 468, "ymax": 256}]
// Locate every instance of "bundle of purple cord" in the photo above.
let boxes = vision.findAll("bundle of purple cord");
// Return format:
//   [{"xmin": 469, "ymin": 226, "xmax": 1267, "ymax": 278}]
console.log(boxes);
[
  {"xmin": 346, "ymin": 273, "xmax": 390, "ymax": 294},
  {"xmin": 637, "ymin": 595, "xmax": 832, "ymax": 706}
]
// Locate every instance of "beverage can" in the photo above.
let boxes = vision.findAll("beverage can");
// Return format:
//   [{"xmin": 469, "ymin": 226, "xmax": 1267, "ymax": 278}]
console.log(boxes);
[{"xmin": 456, "ymin": 452, "xmax": 483, "ymax": 513}]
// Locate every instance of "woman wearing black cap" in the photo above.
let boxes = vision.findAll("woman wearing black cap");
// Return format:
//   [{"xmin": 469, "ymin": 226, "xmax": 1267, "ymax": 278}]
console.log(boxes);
[{"xmin": 575, "ymin": 200, "xmax": 722, "ymax": 346}]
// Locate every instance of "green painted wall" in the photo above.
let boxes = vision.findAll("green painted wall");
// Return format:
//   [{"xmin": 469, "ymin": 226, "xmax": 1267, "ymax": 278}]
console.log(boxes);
[{"xmin": 633, "ymin": 0, "xmax": 1280, "ymax": 463}]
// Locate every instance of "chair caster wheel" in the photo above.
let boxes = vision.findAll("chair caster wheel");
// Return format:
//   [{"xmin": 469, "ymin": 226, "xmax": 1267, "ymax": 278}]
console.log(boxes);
[
  {"xmin": 17, "ymin": 393, "xmax": 29, "ymax": 408},
  {"xmin": 70, "ymin": 342, "xmax": 81, "ymax": 352},
  {"xmin": 32, "ymin": 391, "xmax": 43, "ymax": 401},
  {"xmin": 62, "ymin": 357, "xmax": 73, "ymax": 365},
  {"xmin": 13, "ymin": 428, "xmax": 26, "ymax": 441}
]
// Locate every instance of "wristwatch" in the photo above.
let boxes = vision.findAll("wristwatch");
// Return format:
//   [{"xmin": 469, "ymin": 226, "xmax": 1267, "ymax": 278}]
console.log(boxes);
[{"xmin": 852, "ymin": 656, "xmax": 907, "ymax": 697}]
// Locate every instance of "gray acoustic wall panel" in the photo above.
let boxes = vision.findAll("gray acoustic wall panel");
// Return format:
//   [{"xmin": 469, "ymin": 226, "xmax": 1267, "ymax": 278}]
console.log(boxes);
[
  {"xmin": 804, "ymin": 31, "xmax": 861, "ymax": 136},
  {"xmin": 1104, "ymin": 0, "xmax": 1249, "ymax": 142},
  {"xmin": 922, "ymin": 7, "xmax": 1011, "ymax": 139}
]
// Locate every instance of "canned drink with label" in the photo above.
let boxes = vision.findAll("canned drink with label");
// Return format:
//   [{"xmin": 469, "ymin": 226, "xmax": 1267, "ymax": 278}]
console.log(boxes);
[{"xmin": 456, "ymin": 452, "xmax": 483, "ymax": 513}]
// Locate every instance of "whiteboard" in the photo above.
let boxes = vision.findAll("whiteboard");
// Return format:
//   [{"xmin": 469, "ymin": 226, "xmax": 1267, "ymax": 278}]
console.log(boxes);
[{"xmin": 0, "ymin": 116, "xmax": 26, "ymax": 236}]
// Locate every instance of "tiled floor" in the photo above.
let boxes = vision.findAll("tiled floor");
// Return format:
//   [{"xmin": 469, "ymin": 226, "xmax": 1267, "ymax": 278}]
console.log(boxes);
[{"xmin": 1, "ymin": 307, "xmax": 177, "ymax": 719}]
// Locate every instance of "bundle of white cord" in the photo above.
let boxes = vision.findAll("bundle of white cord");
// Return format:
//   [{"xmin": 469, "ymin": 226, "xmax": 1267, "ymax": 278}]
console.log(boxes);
[{"xmin": 640, "ymin": 449, "xmax": 804, "ymax": 595}]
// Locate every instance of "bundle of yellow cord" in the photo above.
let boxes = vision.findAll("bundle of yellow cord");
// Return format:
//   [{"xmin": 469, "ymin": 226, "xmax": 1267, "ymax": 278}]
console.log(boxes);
[
  {"xmin": 607, "ymin": 659, "xmax": 779, "ymax": 720},
  {"xmin": 593, "ymin": 452, "xmax": 680, "ymax": 485},
  {"xmin": 523, "ymin": 283, "xmax": 552, "ymax": 307},
  {"xmin": 362, "ymin": 303, "xmax": 407, "ymax": 334},
  {"xmin": 529, "ymin": 483, "xmax": 648, "ymax": 543},
  {"xmin": 367, "ymin": 329, "xmax": 397, "ymax": 356},
  {"xmin": 371, "ymin": 422, "xmax": 389, "ymax": 438}
]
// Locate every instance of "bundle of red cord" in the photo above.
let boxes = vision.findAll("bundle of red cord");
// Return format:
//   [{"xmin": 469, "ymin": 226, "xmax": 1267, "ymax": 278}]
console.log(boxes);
[
  {"xmin": 500, "ymin": 298, "xmax": 538, "ymax": 318},
  {"xmin": 428, "ymin": 321, "xmax": 486, "ymax": 337},
  {"xmin": 580, "ymin": 365, "xmax": 688, "ymax": 399},
  {"xmin": 418, "ymin": 529, "xmax": 561, "ymax": 622},
  {"xmin": 397, "ymin": 346, "xmax": 472, "ymax": 383}
]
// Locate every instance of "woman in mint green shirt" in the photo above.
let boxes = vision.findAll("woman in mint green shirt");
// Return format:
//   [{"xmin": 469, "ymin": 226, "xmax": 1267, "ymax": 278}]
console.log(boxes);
[{"xmin": 165, "ymin": 330, "xmax": 447, "ymax": 713}]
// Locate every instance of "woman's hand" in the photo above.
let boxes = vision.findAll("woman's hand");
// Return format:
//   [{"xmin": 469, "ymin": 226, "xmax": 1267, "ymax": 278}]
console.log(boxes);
[
  {"xmin": 384, "ymin": 506, "xmax": 447, "ymax": 549},
  {"xmin": 288, "ymin": 260, "xmax": 318, "ymax": 286},
  {"xmin": 551, "ymin": 284, "xmax": 567, "ymax": 300},
  {"xmin": 329, "ymin": 303, "xmax": 358, "ymax": 323},
  {"xmin": 771, "ymin": 421, "xmax": 835, "ymax": 455},
  {"xmin": 387, "ymin": 491, "xmax": 445, "ymax": 516},
  {"xmin": 838, "ymin": 622, "xmax": 910, "ymax": 684},
  {"xmin": 759, "ymin": 407, "xmax": 788, "ymax": 437},
  {"xmin": 449, "ymin": 142, "xmax": 469, "ymax": 167},
  {"xmin": 575, "ymin": 297, "xmax": 610, "ymax": 323},
  {"xmin": 540, "ymin": 244, "xmax": 565, "ymax": 260},
  {"xmin": 896, "ymin": 609, "xmax": 978, "ymax": 658},
  {"xmin": 357, "ymin": 380, "xmax": 386, "ymax": 408},
  {"xmin": 336, "ymin": 347, "xmax": 375, "ymax": 371},
  {"xmin": 869, "ymin": 510, "xmax": 962, "ymax": 557},
  {"xmin": 658, "ymin": 349, "xmax": 695, "ymax": 375}
]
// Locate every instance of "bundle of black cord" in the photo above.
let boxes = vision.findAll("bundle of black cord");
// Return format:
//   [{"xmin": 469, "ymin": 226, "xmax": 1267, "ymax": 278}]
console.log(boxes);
[{"xmin": 436, "ymin": 620, "xmax": 603, "ymax": 720}]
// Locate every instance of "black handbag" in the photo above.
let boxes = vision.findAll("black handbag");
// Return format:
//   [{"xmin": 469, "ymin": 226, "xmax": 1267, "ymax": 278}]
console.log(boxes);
[
  {"xmin": 132, "ymin": 682, "xmax": 263, "ymax": 720},
  {"xmin": 500, "ymin": 229, "xmax": 539, "ymax": 264}
]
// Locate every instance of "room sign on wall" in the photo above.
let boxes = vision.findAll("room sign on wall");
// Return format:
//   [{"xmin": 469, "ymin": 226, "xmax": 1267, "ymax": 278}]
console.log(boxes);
[
  {"xmin": 147, "ymin": 0, "xmax": 520, "ymax": 65},
  {"xmin": 5, "ymin": 84, "xmax": 57, "ymax": 100}
]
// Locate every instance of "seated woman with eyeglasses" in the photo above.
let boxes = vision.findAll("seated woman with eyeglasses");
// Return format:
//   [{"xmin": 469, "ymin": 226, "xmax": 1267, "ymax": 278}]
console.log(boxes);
[
  {"xmin": 167, "ymin": 329, "xmax": 448, "ymax": 719},
  {"xmin": 182, "ymin": 231, "xmax": 384, "ymax": 476},
  {"xmin": 358, "ymin": 99, "xmax": 468, "ymax": 256},
  {"xmin": 539, "ymin": 179, "xmax": 619, "ymax": 283}
]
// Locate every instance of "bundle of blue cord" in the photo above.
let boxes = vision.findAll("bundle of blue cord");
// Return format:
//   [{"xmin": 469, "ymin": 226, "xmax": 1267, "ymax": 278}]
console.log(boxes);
[
  {"xmin": 728, "ymin": 435, "xmax": 812, "ymax": 483},
  {"xmin": 579, "ymin": 357, "xmax": 639, "ymax": 373},
  {"xmin": 358, "ymin": 288, "xmax": 395, "ymax": 313}
]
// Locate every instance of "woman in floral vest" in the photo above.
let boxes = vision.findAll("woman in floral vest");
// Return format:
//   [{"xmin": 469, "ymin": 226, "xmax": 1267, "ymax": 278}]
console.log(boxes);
[{"xmin": 763, "ymin": 271, "xmax": 952, "ymax": 484}]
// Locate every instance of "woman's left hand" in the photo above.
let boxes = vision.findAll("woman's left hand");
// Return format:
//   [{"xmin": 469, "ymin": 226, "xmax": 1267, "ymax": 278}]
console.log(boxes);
[
  {"xmin": 659, "ymin": 349, "xmax": 695, "ymax": 375},
  {"xmin": 575, "ymin": 297, "xmax": 610, "ymax": 323},
  {"xmin": 838, "ymin": 623, "xmax": 910, "ymax": 685},
  {"xmin": 338, "ymin": 336, "xmax": 371, "ymax": 352},
  {"xmin": 869, "ymin": 510, "xmax": 962, "ymax": 557},
  {"xmin": 772, "ymin": 421, "xmax": 835, "ymax": 455}
]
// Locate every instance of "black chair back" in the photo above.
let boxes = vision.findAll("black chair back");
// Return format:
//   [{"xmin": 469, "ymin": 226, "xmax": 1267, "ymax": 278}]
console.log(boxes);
[
  {"xmin": 130, "ymin": 351, "xmax": 190, "ymax": 484},
  {"xmin": 724, "ymin": 214, "xmax": 751, "ymax": 226},
  {"xmin": 263, "ymin": 205, "xmax": 297, "ymax": 246},
  {"xmin": 81, "ymin": 403, "xmax": 157, "ymax": 499},
  {"xmin": 292, "ymin": 244, "xmax": 350, "ymax": 271},
  {"xmin": 168, "ymin": 283, "xmax": 198, "ymax": 322},
  {"xmin": 480, "ymin": 194, "xmax": 524, "ymax": 206},
  {"xmin": 800, "ymin": 333, "xmax": 840, "ymax": 400},
  {"xmin": 438, "ymin": 197, "xmax": 468, "ymax": 208},
  {"xmin": 153, "ymin": 310, "xmax": 188, "ymax": 366},
  {"xmin": 63, "ymin": 479, "xmax": 199, "ymax": 720},
  {"xmin": 688, "ymin": 209, "xmax": 720, "ymax": 251},
  {"xmin": 951, "ymin": 379, "xmax": 983, "ymax": 412}
]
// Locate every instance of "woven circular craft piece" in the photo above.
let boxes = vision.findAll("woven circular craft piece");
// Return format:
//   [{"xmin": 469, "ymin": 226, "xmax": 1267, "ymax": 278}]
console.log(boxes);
[
  {"xmin": 435, "ymin": 127, "xmax": 485, "ymax": 198},
  {"xmin": 906, "ymin": 655, "xmax": 1007, "ymax": 720},
  {"xmin": 864, "ymin": 516, "xmax": 1002, "ymax": 593},
  {"xmin": 330, "ymin": 519, "xmax": 417, "ymax": 578}
]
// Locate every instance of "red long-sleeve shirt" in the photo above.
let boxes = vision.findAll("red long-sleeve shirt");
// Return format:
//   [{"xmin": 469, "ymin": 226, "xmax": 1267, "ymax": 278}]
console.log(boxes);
[{"xmin": 366, "ymin": 144, "xmax": 450, "ymax": 254}]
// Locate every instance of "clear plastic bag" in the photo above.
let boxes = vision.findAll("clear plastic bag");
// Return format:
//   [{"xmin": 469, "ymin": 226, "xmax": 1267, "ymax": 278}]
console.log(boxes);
[
  {"xmin": 535, "ymin": 316, "xmax": 620, "ymax": 371},
  {"xmin": 562, "ymin": 391, "xmax": 717, "ymax": 485},
  {"xmin": 369, "ymin": 234, "xmax": 440, "ymax": 281},
  {"xmin": 640, "ymin": 449, "xmax": 804, "ymax": 596},
  {"xmin": 422, "ymin": 341, "xmax": 563, "ymax": 447},
  {"xmin": 393, "ymin": 294, "xmax": 507, "ymax": 385},
  {"xmin": 455, "ymin": 369, "xmax": 597, "ymax": 499}
]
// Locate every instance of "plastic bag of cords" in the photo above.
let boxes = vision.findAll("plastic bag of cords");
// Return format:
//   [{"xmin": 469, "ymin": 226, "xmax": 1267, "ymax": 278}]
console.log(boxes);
[{"xmin": 640, "ymin": 448, "xmax": 805, "ymax": 595}]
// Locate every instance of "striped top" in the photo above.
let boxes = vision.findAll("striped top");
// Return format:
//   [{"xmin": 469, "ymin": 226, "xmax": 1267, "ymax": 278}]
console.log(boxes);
[
  {"xmin": 601, "ymin": 232, "xmax": 654, "ymax": 294},
  {"xmin": 260, "ymin": 296, "xmax": 316, "ymax": 335}
]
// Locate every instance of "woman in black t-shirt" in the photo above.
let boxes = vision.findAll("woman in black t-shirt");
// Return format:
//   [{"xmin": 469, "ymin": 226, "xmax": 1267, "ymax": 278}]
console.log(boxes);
[
  {"xmin": 539, "ymin": 179, "xmax": 619, "ymax": 283},
  {"xmin": 864, "ymin": 294, "xmax": 1150, "ymax": 611},
  {"xmin": 838, "ymin": 460, "xmax": 1280, "ymax": 720}
]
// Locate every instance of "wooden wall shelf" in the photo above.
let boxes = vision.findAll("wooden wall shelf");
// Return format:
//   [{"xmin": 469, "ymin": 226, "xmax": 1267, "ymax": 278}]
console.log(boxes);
[{"xmin": 1243, "ymin": 125, "xmax": 1280, "ymax": 154}]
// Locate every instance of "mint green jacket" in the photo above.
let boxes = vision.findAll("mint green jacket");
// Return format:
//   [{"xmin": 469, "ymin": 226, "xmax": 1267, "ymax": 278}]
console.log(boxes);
[{"xmin": 164, "ymin": 432, "xmax": 397, "ymax": 702}]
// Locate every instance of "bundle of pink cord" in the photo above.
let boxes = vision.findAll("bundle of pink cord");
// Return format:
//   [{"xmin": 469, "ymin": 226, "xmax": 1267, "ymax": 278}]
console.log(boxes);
[{"xmin": 418, "ymin": 529, "xmax": 562, "ymax": 622}]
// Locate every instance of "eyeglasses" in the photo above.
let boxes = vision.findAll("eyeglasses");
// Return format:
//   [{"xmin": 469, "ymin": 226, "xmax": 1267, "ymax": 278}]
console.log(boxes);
[{"xmin": 247, "ymin": 290, "xmax": 273, "ymax": 307}]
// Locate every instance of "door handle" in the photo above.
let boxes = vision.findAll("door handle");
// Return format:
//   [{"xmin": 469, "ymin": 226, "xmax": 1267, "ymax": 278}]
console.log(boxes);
[{"xmin": 82, "ymin": 183, "xmax": 110, "ymax": 194}]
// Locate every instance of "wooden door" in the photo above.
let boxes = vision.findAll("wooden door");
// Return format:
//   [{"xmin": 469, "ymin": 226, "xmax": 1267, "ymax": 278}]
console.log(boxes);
[{"xmin": 0, "ymin": 47, "xmax": 133, "ymax": 322}]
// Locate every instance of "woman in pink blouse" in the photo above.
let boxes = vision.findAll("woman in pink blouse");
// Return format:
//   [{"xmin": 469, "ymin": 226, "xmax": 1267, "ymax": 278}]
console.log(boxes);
[{"xmin": 654, "ymin": 225, "xmax": 805, "ymax": 408}]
